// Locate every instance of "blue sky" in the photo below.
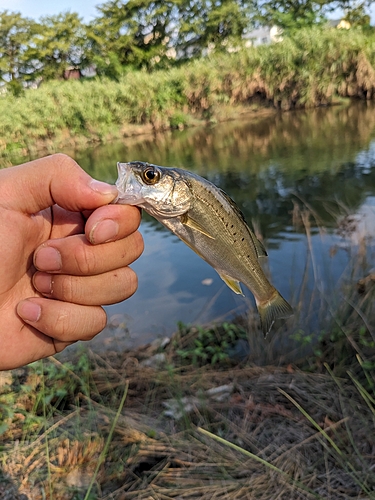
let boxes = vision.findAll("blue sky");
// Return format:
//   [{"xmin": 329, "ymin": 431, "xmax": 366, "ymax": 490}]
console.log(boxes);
[
  {"xmin": 0, "ymin": 0, "xmax": 99, "ymax": 22},
  {"xmin": 0, "ymin": 0, "xmax": 373, "ymax": 24}
]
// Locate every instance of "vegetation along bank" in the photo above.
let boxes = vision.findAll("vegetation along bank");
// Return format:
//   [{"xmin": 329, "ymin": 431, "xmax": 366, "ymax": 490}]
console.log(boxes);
[{"xmin": 2, "ymin": 27, "xmax": 375, "ymax": 163}]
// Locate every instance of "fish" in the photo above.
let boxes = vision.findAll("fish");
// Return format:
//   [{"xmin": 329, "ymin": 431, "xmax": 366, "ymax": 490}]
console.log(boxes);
[{"xmin": 115, "ymin": 161, "xmax": 293, "ymax": 336}]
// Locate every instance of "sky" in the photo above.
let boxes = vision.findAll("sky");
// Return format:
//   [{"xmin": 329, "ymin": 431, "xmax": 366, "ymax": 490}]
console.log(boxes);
[
  {"xmin": 0, "ymin": 0, "xmax": 99, "ymax": 22},
  {"xmin": 0, "ymin": 0, "xmax": 374, "ymax": 24}
]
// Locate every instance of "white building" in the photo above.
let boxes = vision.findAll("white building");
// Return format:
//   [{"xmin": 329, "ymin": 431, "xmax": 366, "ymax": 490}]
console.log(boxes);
[{"xmin": 243, "ymin": 25, "xmax": 283, "ymax": 47}]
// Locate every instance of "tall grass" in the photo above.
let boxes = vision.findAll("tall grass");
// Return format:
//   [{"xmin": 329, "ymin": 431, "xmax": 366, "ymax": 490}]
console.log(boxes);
[{"xmin": 2, "ymin": 27, "xmax": 375, "ymax": 161}]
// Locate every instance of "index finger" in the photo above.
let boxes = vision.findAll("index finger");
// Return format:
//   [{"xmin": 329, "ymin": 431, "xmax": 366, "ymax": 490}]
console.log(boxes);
[{"xmin": 1, "ymin": 154, "xmax": 118, "ymax": 214}]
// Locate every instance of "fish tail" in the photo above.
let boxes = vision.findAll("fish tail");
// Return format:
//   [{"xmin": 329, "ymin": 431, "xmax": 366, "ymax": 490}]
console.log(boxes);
[{"xmin": 256, "ymin": 290, "xmax": 293, "ymax": 338}]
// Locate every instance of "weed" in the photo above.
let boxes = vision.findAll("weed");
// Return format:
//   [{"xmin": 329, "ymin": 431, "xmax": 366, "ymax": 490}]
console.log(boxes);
[{"xmin": 174, "ymin": 321, "xmax": 248, "ymax": 366}]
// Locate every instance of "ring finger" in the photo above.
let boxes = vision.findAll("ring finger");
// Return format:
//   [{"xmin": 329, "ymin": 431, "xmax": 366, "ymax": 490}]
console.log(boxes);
[{"xmin": 33, "ymin": 267, "xmax": 138, "ymax": 305}]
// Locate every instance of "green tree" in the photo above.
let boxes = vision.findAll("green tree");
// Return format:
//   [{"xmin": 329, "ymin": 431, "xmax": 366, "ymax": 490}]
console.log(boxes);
[
  {"xmin": 343, "ymin": 1, "xmax": 372, "ymax": 28},
  {"xmin": 253, "ymin": 0, "xmax": 375, "ymax": 31},
  {"xmin": 87, "ymin": 0, "xmax": 177, "ymax": 76},
  {"xmin": 27, "ymin": 12, "xmax": 89, "ymax": 81},
  {"xmin": 177, "ymin": 0, "xmax": 253, "ymax": 58},
  {"xmin": 0, "ymin": 10, "xmax": 36, "ymax": 93},
  {"xmin": 253, "ymin": 0, "xmax": 329, "ymax": 31}
]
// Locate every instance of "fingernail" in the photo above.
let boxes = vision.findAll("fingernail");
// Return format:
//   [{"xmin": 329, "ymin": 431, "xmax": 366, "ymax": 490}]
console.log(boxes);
[
  {"xmin": 17, "ymin": 300, "xmax": 41, "ymax": 323},
  {"xmin": 34, "ymin": 246, "xmax": 62, "ymax": 271},
  {"xmin": 89, "ymin": 179, "xmax": 118, "ymax": 197},
  {"xmin": 89, "ymin": 219, "xmax": 119, "ymax": 244},
  {"xmin": 33, "ymin": 273, "xmax": 52, "ymax": 295}
]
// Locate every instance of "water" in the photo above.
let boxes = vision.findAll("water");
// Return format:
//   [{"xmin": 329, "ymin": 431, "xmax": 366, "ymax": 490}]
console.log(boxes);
[{"xmin": 69, "ymin": 101, "xmax": 375, "ymax": 351}]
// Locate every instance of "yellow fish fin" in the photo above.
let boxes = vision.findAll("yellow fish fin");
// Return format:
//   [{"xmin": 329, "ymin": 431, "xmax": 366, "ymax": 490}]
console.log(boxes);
[
  {"xmin": 180, "ymin": 213, "xmax": 215, "ymax": 239},
  {"xmin": 256, "ymin": 290, "xmax": 293, "ymax": 338},
  {"xmin": 218, "ymin": 273, "xmax": 244, "ymax": 296}
]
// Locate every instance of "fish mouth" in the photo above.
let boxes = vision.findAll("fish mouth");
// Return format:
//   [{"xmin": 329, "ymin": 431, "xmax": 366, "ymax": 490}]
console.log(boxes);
[{"xmin": 115, "ymin": 162, "xmax": 144, "ymax": 205}]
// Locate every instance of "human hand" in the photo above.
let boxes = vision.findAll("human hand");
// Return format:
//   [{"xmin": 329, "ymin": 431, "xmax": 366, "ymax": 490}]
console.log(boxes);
[{"xmin": 0, "ymin": 154, "xmax": 143, "ymax": 370}]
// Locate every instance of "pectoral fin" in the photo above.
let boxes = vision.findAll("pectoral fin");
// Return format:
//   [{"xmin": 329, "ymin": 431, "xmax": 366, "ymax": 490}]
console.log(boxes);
[
  {"xmin": 218, "ymin": 273, "xmax": 244, "ymax": 296},
  {"xmin": 180, "ymin": 214, "xmax": 215, "ymax": 239}
]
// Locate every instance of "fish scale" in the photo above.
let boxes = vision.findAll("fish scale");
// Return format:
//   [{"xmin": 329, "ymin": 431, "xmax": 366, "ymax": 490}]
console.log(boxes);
[
  {"xmin": 174, "ymin": 175, "xmax": 269, "ymax": 295},
  {"xmin": 115, "ymin": 161, "xmax": 293, "ymax": 336}
]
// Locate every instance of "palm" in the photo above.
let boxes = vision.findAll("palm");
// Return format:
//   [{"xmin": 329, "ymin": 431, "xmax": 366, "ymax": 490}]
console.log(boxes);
[{"xmin": 0, "ymin": 205, "xmax": 84, "ymax": 363}]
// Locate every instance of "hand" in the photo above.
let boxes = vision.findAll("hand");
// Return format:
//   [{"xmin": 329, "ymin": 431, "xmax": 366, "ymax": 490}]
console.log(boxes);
[{"xmin": 0, "ymin": 154, "xmax": 143, "ymax": 370}]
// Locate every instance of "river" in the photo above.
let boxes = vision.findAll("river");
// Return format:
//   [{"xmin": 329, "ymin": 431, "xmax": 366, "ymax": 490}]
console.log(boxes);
[{"xmin": 42, "ymin": 102, "xmax": 375, "ymax": 355}]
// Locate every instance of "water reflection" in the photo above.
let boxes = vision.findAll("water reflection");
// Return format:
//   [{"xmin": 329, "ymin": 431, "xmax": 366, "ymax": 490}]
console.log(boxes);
[
  {"xmin": 70, "ymin": 101, "xmax": 375, "ymax": 350},
  {"xmin": 76, "ymin": 101, "xmax": 375, "ymax": 232}
]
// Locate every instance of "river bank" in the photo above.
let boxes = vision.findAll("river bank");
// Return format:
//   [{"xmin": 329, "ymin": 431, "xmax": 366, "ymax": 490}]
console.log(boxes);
[
  {"xmin": 2, "ymin": 27, "xmax": 375, "ymax": 166},
  {"xmin": 0, "ymin": 300, "xmax": 374, "ymax": 499}
]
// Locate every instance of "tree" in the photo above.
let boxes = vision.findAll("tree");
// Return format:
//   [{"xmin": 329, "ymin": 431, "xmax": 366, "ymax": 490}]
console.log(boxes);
[
  {"xmin": 253, "ymin": 0, "xmax": 329, "ymax": 31},
  {"xmin": 252, "ymin": 0, "xmax": 375, "ymax": 31},
  {"xmin": 177, "ymin": 0, "xmax": 254, "ymax": 58},
  {"xmin": 87, "ymin": 0, "xmax": 178, "ymax": 76},
  {"xmin": 0, "ymin": 10, "xmax": 37, "ymax": 93},
  {"xmin": 27, "ymin": 12, "xmax": 89, "ymax": 81},
  {"xmin": 342, "ymin": 1, "xmax": 372, "ymax": 28}
]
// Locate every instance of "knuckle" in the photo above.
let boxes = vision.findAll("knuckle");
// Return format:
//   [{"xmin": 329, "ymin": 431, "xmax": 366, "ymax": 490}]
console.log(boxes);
[
  {"xmin": 85, "ymin": 308, "xmax": 107, "ymax": 339},
  {"xmin": 57, "ymin": 276, "xmax": 78, "ymax": 303},
  {"xmin": 53, "ymin": 153, "xmax": 79, "ymax": 172},
  {"xmin": 52, "ymin": 305, "xmax": 106, "ymax": 341},
  {"xmin": 123, "ymin": 231, "xmax": 144, "ymax": 263},
  {"xmin": 134, "ymin": 231, "xmax": 144, "ymax": 255},
  {"xmin": 74, "ymin": 243, "xmax": 97, "ymax": 275},
  {"xmin": 53, "ymin": 308, "xmax": 74, "ymax": 338},
  {"xmin": 124, "ymin": 268, "xmax": 138, "ymax": 297}
]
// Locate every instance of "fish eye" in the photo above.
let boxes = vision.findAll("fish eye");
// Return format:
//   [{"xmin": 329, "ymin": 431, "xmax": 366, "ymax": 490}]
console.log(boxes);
[{"xmin": 142, "ymin": 167, "xmax": 160, "ymax": 185}]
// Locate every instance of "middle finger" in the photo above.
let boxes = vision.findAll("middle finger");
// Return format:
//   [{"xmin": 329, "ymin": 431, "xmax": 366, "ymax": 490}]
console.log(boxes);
[{"xmin": 34, "ymin": 231, "xmax": 144, "ymax": 276}]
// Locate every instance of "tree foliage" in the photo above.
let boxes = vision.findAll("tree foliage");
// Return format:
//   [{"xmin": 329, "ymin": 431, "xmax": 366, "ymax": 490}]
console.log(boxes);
[
  {"xmin": 0, "ymin": 11, "xmax": 36, "ymax": 93},
  {"xmin": 28, "ymin": 12, "xmax": 90, "ymax": 81},
  {"xmin": 176, "ymin": 0, "xmax": 253, "ymax": 58},
  {"xmin": 87, "ymin": 0, "xmax": 178, "ymax": 75},
  {"xmin": 0, "ymin": 0, "xmax": 374, "ymax": 88}
]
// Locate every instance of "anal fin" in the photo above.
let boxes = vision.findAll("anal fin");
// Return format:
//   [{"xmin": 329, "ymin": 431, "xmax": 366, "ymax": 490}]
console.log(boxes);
[{"xmin": 219, "ymin": 273, "xmax": 244, "ymax": 296}]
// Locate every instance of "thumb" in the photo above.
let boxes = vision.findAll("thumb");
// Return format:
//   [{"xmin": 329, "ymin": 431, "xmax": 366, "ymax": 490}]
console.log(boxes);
[{"xmin": 1, "ymin": 154, "xmax": 118, "ymax": 214}]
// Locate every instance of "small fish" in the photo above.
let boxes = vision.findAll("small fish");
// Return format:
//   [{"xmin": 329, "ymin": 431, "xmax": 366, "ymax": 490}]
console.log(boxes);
[{"xmin": 115, "ymin": 161, "xmax": 293, "ymax": 336}]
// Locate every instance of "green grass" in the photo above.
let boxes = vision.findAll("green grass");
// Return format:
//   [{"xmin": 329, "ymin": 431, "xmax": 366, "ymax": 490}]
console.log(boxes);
[{"xmin": 1, "ymin": 27, "xmax": 375, "ymax": 164}]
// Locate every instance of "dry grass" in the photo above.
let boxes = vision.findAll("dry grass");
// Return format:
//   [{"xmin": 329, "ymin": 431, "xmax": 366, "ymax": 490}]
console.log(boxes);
[{"xmin": 1, "ymin": 325, "xmax": 374, "ymax": 500}]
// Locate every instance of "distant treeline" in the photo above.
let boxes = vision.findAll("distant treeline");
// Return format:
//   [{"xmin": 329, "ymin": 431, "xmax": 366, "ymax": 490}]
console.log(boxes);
[
  {"xmin": 1, "ymin": 27, "xmax": 375, "ymax": 162},
  {"xmin": 0, "ymin": 0, "xmax": 373, "ymax": 93}
]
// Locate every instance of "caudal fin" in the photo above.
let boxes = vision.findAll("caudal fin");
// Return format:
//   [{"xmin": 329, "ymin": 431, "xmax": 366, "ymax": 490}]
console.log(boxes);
[{"xmin": 256, "ymin": 291, "xmax": 293, "ymax": 338}]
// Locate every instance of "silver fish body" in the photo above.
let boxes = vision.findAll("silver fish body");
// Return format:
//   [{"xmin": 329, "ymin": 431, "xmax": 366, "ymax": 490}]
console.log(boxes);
[{"xmin": 115, "ymin": 161, "xmax": 293, "ymax": 336}]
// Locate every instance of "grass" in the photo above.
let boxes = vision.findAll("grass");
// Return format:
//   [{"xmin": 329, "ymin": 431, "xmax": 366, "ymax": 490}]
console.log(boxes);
[
  {"xmin": 0, "ymin": 252, "xmax": 374, "ymax": 499},
  {"xmin": 2, "ymin": 27, "xmax": 375, "ymax": 164},
  {"xmin": 0, "ymin": 338, "xmax": 374, "ymax": 499}
]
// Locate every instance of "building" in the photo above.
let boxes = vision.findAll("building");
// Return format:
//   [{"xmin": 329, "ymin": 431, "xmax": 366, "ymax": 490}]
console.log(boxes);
[{"xmin": 243, "ymin": 25, "xmax": 283, "ymax": 47}]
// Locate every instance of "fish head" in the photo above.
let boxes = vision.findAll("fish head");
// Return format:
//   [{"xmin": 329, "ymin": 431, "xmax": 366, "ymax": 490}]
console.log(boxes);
[{"xmin": 115, "ymin": 161, "xmax": 192, "ymax": 218}]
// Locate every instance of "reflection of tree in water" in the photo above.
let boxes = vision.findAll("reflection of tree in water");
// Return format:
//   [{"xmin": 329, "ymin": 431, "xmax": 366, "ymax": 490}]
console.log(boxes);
[{"xmin": 77, "ymin": 101, "xmax": 375, "ymax": 241}]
